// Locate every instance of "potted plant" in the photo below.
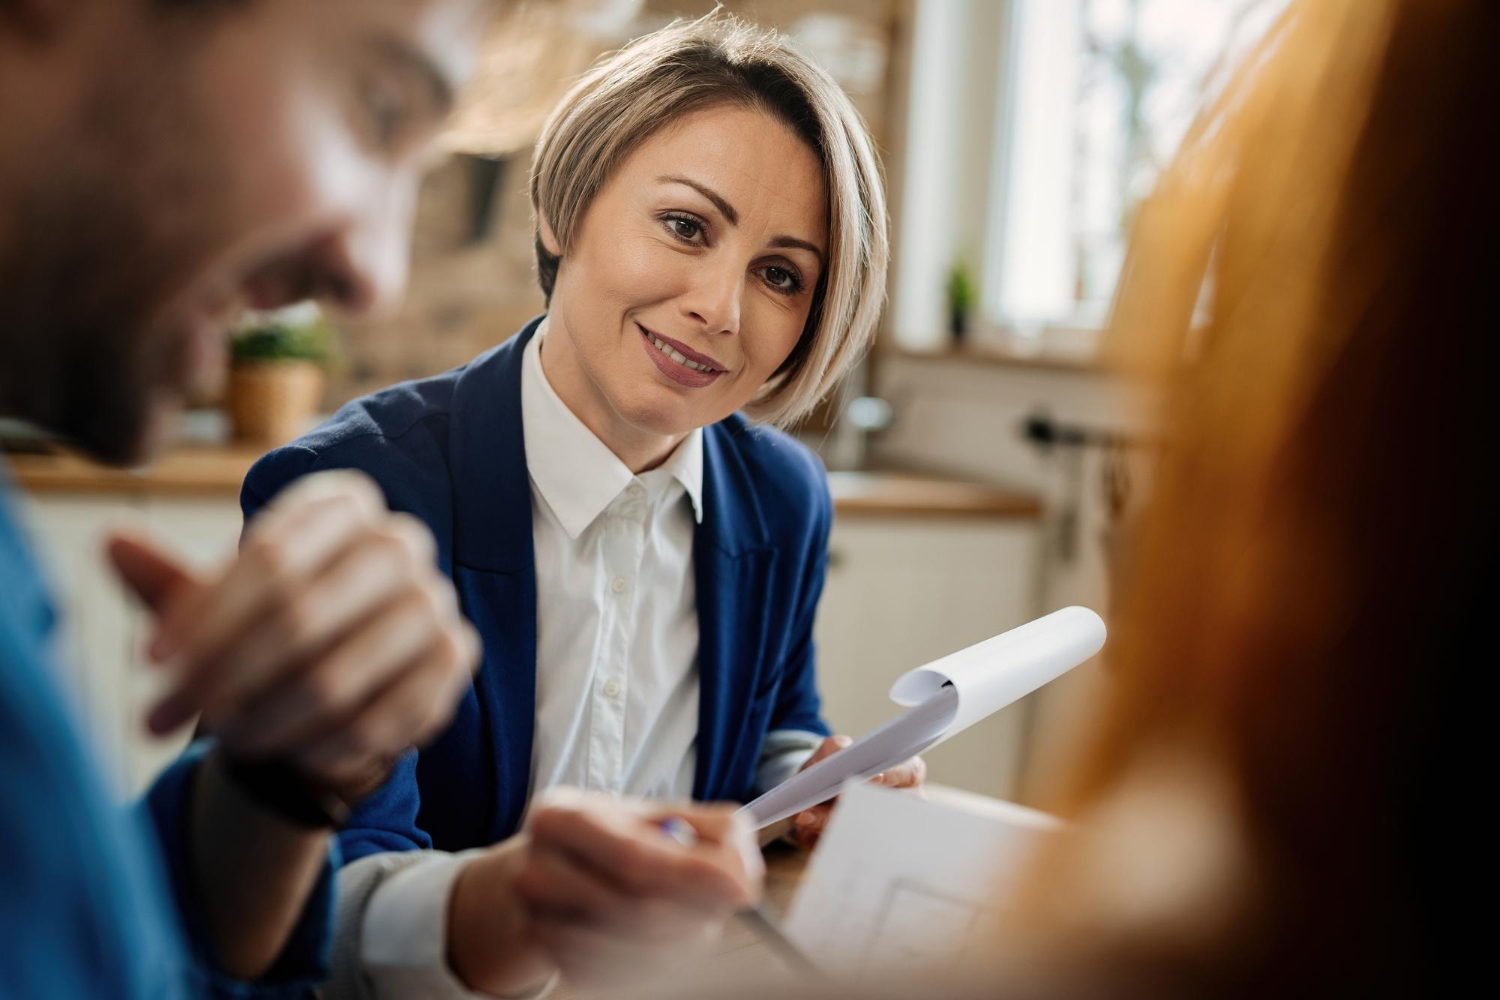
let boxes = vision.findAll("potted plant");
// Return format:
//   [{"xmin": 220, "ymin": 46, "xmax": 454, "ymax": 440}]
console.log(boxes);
[
  {"xmin": 947, "ymin": 259, "xmax": 975, "ymax": 343},
  {"xmin": 227, "ymin": 303, "xmax": 334, "ymax": 445}
]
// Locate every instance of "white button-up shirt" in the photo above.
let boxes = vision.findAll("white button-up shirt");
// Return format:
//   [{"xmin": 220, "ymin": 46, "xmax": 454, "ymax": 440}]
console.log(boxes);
[
  {"xmin": 522, "ymin": 328, "xmax": 704, "ymax": 801},
  {"xmin": 350, "ymin": 326, "xmax": 823, "ymax": 999}
]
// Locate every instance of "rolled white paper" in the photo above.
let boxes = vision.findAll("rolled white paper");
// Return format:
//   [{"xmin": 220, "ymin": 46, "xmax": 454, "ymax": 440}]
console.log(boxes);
[
  {"xmin": 741, "ymin": 606, "xmax": 1107, "ymax": 829},
  {"xmin": 887, "ymin": 605, "xmax": 1107, "ymax": 751}
]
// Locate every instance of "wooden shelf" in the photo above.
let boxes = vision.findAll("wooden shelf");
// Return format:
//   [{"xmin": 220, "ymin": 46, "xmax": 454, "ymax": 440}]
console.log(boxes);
[{"xmin": 8, "ymin": 445, "xmax": 259, "ymax": 498}]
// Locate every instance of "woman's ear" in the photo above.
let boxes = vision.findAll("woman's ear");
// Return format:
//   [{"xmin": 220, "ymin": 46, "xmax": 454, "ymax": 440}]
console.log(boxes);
[{"xmin": 537, "ymin": 210, "xmax": 563, "ymax": 258}]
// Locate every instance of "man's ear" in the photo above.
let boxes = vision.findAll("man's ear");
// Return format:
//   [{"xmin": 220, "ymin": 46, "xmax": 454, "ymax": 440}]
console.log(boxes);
[{"xmin": 537, "ymin": 210, "xmax": 563, "ymax": 258}]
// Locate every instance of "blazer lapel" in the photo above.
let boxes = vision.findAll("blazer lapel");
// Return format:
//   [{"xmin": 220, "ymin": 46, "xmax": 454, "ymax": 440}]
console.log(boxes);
[
  {"xmin": 693, "ymin": 423, "xmax": 778, "ymax": 801},
  {"xmin": 448, "ymin": 317, "xmax": 542, "ymax": 838}
]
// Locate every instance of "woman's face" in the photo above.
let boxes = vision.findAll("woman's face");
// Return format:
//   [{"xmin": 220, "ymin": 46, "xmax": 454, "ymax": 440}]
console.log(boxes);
[{"xmin": 541, "ymin": 104, "xmax": 828, "ymax": 453}]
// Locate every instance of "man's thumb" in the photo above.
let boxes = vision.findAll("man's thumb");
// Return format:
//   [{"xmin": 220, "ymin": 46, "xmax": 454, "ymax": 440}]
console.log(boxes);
[{"xmin": 106, "ymin": 529, "xmax": 197, "ymax": 615}]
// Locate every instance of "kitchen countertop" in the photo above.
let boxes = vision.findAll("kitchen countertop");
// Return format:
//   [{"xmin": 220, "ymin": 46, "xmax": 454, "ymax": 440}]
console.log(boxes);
[
  {"xmin": 825, "ymin": 470, "xmax": 1040, "ymax": 519},
  {"xmin": 6, "ymin": 445, "xmax": 269, "ymax": 498},
  {"xmin": 7, "ymin": 445, "xmax": 1041, "ymax": 520}
]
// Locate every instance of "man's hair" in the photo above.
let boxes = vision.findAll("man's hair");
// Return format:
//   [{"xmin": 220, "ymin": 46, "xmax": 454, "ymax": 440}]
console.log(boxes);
[
  {"xmin": 150, "ymin": 0, "xmax": 252, "ymax": 16},
  {"xmin": 528, "ymin": 13, "xmax": 889, "ymax": 428}
]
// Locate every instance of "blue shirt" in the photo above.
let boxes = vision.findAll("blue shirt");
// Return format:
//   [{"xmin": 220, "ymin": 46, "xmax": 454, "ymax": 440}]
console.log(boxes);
[{"xmin": 0, "ymin": 461, "xmax": 336, "ymax": 998}]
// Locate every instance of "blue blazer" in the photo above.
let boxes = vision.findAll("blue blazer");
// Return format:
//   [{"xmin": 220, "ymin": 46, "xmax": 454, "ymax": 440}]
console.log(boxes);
[{"xmin": 241, "ymin": 317, "xmax": 833, "ymax": 861}]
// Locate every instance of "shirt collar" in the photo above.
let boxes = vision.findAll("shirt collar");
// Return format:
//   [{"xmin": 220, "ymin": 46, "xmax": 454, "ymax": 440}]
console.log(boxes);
[
  {"xmin": 658, "ymin": 419, "xmax": 704, "ymax": 525},
  {"xmin": 521, "ymin": 321, "xmax": 704, "ymax": 538}
]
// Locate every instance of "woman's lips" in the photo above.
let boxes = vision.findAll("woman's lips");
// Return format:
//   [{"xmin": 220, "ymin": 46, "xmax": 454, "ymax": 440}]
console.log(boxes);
[
  {"xmin": 638, "ymin": 323, "xmax": 725, "ymax": 389},
  {"xmin": 640, "ymin": 324, "xmax": 726, "ymax": 370}
]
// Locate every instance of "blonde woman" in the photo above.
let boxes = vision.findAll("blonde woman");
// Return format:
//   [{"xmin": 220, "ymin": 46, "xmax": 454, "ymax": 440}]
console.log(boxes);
[{"xmin": 241, "ymin": 15, "xmax": 920, "ymax": 996}]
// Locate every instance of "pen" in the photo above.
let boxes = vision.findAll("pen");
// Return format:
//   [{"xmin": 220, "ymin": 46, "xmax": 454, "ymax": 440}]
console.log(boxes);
[{"xmin": 657, "ymin": 817, "xmax": 826, "ymax": 979}]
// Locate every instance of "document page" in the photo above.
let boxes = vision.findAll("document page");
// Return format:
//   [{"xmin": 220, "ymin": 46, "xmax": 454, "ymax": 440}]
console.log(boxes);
[{"xmin": 783, "ymin": 782, "xmax": 1060, "ymax": 978}]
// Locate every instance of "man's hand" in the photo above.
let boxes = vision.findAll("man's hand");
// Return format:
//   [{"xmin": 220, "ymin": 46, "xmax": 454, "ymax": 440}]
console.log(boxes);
[
  {"xmin": 108, "ymin": 470, "xmax": 479, "ymax": 798},
  {"xmin": 448, "ymin": 791, "xmax": 765, "ymax": 994},
  {"xmin": 787, "ymin": 735, "xmax": 927, "ymax": 850}
]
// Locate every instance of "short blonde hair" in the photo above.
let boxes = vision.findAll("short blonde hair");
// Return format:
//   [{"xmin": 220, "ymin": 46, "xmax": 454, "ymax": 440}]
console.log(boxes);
[{"xmin": 529, "ymin": 14, "xmax": 889, "ymax": 427}]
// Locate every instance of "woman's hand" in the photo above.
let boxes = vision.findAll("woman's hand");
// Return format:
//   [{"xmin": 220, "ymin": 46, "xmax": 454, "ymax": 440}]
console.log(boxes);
[
  {"xmin": 787, "ymin": 734, "xmax": 927, "ymax": 850},
  {"xmin": 447, "ymin": 791, "xmax": 764, "ymax": 994}
]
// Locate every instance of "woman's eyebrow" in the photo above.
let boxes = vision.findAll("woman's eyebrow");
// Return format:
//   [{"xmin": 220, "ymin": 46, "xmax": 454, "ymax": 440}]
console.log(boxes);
[
  {"xmin": 659, "ymin": 174, "xmax": 739, "ymax": 225},
  {"xmin": 770, "ymin": 236, "xmax": 825, "ymax": 264},
  {"xmin": 659, "ymin": 175, "xmax": 825, "ymax": 263}
]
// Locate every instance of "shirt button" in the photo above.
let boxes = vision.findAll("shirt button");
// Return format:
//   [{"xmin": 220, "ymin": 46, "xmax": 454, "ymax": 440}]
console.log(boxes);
[
  {"xmin": 611, "ymin": 576, "xmax": 628, "ymax": 594},
  {"xmin": 627, "ymin": 483, "xmax": 645, "ymax": 499},
  {"xmin": 603, "ymin": 679, "xmax": 621, "ymax": 698}
]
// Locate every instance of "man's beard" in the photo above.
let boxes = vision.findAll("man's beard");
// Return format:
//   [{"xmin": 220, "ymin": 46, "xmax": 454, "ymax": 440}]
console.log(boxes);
[
  {"xmin": 0, "ymin": 177, "xmax": 194, "ymax": 466},
  {"xmin": 0, "ymin": 36, "xmax": 222, "ymax": 467}
]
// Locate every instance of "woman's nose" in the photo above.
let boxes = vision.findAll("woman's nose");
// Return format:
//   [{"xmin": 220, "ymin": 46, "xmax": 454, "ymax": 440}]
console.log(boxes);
[{"xmin": 680, "ymin": 259, "xmax": 743, "ymax": 336}]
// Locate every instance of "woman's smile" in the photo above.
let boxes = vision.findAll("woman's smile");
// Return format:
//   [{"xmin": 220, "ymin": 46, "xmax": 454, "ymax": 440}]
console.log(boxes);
[{"xmin": 636, "ymin": 321, "xmax": 727, "ymax": 388}]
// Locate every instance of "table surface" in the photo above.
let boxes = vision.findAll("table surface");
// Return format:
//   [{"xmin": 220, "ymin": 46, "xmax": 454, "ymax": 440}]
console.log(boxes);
[{"xmin": 550, "ymin": 842, "xmax": 809, "ymax": 1000}]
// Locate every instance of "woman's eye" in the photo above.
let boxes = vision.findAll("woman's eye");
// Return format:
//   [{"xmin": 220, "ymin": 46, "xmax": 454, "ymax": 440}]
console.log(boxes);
[
  {"xmin": 666, "ymin": 216, "xmax": 704, "ymax": 241},
  {"xmin": 763, "ymin": 265, "xmax": 802, "ymax": 294}
]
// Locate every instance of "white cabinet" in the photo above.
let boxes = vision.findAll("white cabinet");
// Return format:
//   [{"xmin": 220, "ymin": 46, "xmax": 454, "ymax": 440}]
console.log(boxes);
[
  {"xmin": 14, "ymin": 492, "xmax": 243, "ymax": 793},
  {"xmin": 813, "ymin": 515, "xmax": 1041, "ymax": 800}
]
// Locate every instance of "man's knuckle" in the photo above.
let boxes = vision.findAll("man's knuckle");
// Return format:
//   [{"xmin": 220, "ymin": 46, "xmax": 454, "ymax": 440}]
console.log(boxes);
[
  {"xmin": 372, "ymin": 515, "xmax": 431, "ymax": 569},
  {"xmin": 303, "ymin": 671, "xmax": 349, "ymax": 715},
  {"xmin": 326, "ymin": 471, "xmax": 384, "ymax": 515},
  {"xmin": 244, "ymin": 535, "xmax": 290, "ymax": 579},
  {"xmin": 274, "ymin": 600, "xmax": 316, "ymax": 646},
  {"xmin": 351, "ymin": 717, "xmax": 395, "ymax": 758}
]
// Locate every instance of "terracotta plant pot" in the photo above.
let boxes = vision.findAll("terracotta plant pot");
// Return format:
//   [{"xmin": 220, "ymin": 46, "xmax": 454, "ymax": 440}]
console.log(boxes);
[{"xmin": 227, "ymin": 361, "xmax": 325, "ymax": 446}]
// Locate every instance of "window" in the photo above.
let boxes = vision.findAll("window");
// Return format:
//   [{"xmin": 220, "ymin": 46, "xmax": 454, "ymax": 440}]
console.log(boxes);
[{"xmin": 891, "ymin": 0, "xmax": 1286, "ymax": 351}]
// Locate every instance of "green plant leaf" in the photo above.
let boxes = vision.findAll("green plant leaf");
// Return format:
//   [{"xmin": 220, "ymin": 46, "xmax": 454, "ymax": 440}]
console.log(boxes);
[{"xmin": 230, "ymin": 315, "xmax": 335, "ymax": 366}]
